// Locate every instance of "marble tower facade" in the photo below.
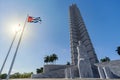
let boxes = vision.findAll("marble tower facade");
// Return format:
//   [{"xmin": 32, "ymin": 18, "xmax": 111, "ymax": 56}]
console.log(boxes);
[{"xmin": 69, "ymin": 4, "xmax": 98, "ymax": 65}]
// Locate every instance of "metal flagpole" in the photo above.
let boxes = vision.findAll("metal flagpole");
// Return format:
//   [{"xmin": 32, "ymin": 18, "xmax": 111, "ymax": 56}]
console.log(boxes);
[
  {"xmin": 0, "ymin": 32, "xmax": 17, "ymax": 75},
  {"xmin": 6, "ymin": 15, "xmax": 28, "ymax": 80}
]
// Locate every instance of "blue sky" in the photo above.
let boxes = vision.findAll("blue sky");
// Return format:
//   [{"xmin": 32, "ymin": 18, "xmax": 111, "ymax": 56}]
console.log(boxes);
[{"xmin": 0, "ymin": 0, "xmax": 120, "ymax": 74}]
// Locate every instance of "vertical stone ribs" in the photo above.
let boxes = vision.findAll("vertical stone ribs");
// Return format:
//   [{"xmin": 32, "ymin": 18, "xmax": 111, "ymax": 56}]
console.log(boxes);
[{"xmin": 69, "ymin": 4, "xmax": 99, "ymax": 65}]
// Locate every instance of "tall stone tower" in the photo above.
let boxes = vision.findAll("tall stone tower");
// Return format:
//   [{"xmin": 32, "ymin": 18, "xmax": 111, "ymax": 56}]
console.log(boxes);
[{"xmin": 69, "ymin": 4, "xmax": 98, "ymax": 65}]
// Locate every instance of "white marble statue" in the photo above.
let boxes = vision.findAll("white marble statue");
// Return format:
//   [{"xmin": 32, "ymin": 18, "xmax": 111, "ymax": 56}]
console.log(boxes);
[{"xmin": 77, "ymin": 41, "xmax": 93, "ymax": 78}]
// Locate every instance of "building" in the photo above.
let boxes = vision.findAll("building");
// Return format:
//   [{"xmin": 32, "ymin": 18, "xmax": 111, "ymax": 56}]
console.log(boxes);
[
  {"xmin": 69, "ymin": 4, "xmax": 98, "ymax": 65},
  {"xmin": 32, "ymin": 4, "xmax": 120, "ymax": 79}
]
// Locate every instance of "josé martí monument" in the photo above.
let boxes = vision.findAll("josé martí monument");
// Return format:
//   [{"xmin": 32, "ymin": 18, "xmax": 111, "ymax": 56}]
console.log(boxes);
[{"xmin": 32, "ymin": 4, "xmax": 120, "ymax": 79}]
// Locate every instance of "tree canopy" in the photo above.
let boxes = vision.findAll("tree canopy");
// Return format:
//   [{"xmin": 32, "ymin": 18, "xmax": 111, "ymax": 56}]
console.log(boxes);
[
  {"xmin": 36, "ymin": 67, "xmax": 43, "ymax": 74},
  {"xmin": 100, "ymin": 56, "xmax": 110, "ymax": 62},
  {"xmin": 0, "ymin": 72, "xmax": 33, "ymax": 79},
  {"xmin": 0, "ymin": 73, "xmax": 7, "ymax": 79},
  {"xmin": 66, "ymin": 62, "xmax": 70, "ymax": 65},
  {"xmin": 116, "ymin": 46, "xmax": 120, "ymax": 55},
  {"xmin": 44, "ymin": 53, "xmax": 58, "ymax": 64}
]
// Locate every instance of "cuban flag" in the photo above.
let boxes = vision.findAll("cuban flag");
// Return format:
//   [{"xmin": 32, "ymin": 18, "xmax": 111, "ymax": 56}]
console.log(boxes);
[{"xmin": 28, "ymin": 16, "xmax": 42, "ymax": 23}]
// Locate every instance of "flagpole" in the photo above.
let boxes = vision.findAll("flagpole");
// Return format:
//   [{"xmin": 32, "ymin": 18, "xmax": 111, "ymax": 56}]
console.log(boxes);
[
  {"xmin": 6, "ymin": 15, "xmax": 28, "ymax": 80},
  {"xmin": 0, "ymin": 32, "xmax": 17, "ymax": 75}
]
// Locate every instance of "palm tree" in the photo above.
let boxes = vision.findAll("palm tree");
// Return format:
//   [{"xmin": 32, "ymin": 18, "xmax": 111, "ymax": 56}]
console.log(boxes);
[
  {"xmin": 44, "ymin": 56, "xmax": 50, "ymax": 64},
  {"xmin": 100, "ymin": 56, "xmax": 110, "ymax": 62},
  {"xmin": 36, "ymin": 68, "xmax": 41, "ymax": 74},
  {"xmin": 52, "ymin": 53, "xmax": 58, "ymax": 63},
  {"xmin": 50, "ymin": 55, "xmax": 54, "ymax": 63},
  {"xmin": 40, "ymin": 67, "xmax": 43, "ymax": 73},
  {"xmin": 116, "ymin": 46, "xmax": 120, "ymax": 55},
  {"xmin": 36, "ymin": 67, "xmax": 43, "ymax": 74},
  {"xmin": 44, "ymin": 54, "xmax": 58, "ymax": 64},
  {"xmin": 66, "ymin": 62, "xmax": 70, "ymax": 65}
]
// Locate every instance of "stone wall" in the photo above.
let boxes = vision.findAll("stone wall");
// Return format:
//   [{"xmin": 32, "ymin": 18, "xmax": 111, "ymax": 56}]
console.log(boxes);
[
  {"xmin": 44, "ymin": 65, "xmax": 71, "ymax": 73},
  {"xmin": 32, "ymin": 65, "xmax": 79, "ymax": 78},
  {"xmin": 32, "ymin": 68, "xmax": 65, "ymax": 78},
  {"xmin": 32, "ymin": 65, "xmax": 75, "ymax": 78},
  {"xmin": 95, "ymin": 60, "xmax": 120, "ymax": 78},
  {"xmin": 65, "ymin": 65, "xmax": 79, "ymax": 78}
]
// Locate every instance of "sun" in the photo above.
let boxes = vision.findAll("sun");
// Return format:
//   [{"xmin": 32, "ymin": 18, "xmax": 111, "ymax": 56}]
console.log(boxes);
[{"xmin": 12, "ymin": 24, "xmax": 22, "ymax": 33}]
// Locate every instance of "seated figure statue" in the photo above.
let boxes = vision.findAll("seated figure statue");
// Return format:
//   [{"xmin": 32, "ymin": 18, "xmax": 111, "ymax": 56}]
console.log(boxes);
[{"xmin": 77, "ymin": 41, "xmax": 93, "ymax": 78}]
